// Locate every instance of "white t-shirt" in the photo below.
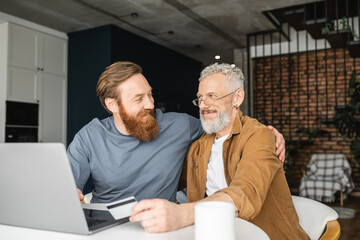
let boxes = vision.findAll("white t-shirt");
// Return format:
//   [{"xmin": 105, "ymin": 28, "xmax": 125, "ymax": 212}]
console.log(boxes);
[{"xmin": 205, "ymin": 134, "xmax": 229, "ymax": 196}]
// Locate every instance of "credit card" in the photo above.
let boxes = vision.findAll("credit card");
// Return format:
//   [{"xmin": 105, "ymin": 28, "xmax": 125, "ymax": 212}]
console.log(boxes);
[{"xmin": 106, "ymin": 196, "xmax": 137, "ymax": 220}]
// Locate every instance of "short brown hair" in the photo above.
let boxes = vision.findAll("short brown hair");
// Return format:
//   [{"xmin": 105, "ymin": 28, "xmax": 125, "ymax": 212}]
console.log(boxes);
[{"xmin": 96, "ymin": 61, "xmax": 142, "ymax": 113}]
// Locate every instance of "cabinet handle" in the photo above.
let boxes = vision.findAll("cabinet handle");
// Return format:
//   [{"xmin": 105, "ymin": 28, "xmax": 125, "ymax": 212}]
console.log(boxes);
[{"xmin": 37, "ymin": 67, "xmax": 40, "ymax": 71}]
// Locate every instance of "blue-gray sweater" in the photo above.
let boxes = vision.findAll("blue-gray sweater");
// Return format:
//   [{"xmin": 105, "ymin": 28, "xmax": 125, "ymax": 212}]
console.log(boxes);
[{"xmin": 67, "ymin": 109, "xmax": 203, "ymax": 203}]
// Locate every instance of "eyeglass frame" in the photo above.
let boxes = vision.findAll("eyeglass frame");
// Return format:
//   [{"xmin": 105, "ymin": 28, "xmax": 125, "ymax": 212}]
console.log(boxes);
[{"xmin": 192, "ymin": 88, "xmax": 240, "ymax": 106}]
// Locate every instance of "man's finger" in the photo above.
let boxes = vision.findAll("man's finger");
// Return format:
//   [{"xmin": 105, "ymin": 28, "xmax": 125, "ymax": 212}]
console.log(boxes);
[
  {"xmin": 276, "ymin": 141, "xmax": 285, "ymax": 155},
  {"xmin": 275, "ymin": 133, "xmax": 283, "ymax": 149},
  {"xmin": 138, "ymin": 217, "xmax": 158, "ymax": 228},
  {"xmin": 77, "ymin": 188, "xmax": 84, "ymax": 201},
  {"xmin": 279, "ymin": 149, "xmax": 286, "ymax": 163},
  {"xmin": 132, "ymin": 199, "xmax": 167, "ymax": 217},
  {"xmin": 130, "ymin": 208, "xmax": 157, "ymax": 222},
  {"xmin": 131, "ymin": 199, "xmax": 157, "ymax": 215}
]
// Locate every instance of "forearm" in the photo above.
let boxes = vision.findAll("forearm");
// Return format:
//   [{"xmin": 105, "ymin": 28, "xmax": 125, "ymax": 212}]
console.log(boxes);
[
  {"xmin": 180, "ymin": 192, "xmax": 235, "ymax": 227},
  {"xmin": 200, "ymin": 192, "xmax": 235, "ymax": 204},
  {"xmin": 130, "ymin": 193, "xmax": 235, "ymax": 233}
]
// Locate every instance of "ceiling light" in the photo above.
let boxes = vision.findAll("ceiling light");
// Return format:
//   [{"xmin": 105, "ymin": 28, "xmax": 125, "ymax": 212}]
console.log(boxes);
[
  {"xmin": 231, "ymin": 64, "xmax": 236, "ymax": 68},
  {"xmin": 215, "ymin": 55, "xmax": 220, "ymax": 60}
]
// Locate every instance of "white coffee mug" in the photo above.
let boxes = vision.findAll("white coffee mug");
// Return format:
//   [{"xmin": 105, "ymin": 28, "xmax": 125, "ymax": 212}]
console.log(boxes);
[{"xmin": 194, "ymin": 201, "xmax": 236, "ymax": 240}]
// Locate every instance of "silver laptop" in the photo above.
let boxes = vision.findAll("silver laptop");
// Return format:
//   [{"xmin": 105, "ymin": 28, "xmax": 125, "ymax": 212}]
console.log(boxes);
[{"xmin": 0, "ymin": 143, "xmax": 129, "ymax": 234}]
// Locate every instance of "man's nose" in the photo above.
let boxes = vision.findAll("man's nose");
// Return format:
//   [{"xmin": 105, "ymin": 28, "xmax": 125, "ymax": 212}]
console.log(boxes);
[
  {"xmin": 144, "ymin": 96, "xmax": 154, "ymax": 109},
  {"xmin": 199, "ymin": 99, "xmax": 209, "ymax": 110}
]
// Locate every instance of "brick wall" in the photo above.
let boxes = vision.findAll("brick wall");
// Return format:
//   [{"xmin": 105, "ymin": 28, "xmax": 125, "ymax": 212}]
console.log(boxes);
[{"xmin": 252, "ymin": 48, "xmax": 360, "ymax": 192}]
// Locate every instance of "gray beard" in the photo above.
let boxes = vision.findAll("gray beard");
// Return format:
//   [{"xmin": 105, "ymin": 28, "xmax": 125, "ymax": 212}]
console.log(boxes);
[{"xmin": 200, "ymin": 108, "xmax": 231, "ymax": 134}]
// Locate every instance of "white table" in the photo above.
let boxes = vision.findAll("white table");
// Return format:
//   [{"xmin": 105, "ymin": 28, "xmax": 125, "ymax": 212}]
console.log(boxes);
[{"xmin": 0, "ymin": 218, "xmax": 269, "ymax": 240}]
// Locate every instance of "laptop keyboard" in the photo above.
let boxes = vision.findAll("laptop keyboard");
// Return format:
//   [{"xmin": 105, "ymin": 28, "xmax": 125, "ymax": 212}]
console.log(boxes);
[
  {"xmin": 86, "ymin": 218, "xmax": 109, "ymax": 228},
  {"xmin": 83, "ymin": 209, "xmax": 129, "ymax": 232}
]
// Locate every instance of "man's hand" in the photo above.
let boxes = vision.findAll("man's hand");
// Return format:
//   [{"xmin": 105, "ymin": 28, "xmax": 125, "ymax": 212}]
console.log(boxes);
[
  {"xmin": 77, "ymin": 188, "xmax": 85, "ymax": 202},
  {"xmin": 267, "ymin": 126, "xmax": 285, "ymax": 162},
  {"xmin": 130, "ymin": 199, "xmax": 191, "ymax": 233}
]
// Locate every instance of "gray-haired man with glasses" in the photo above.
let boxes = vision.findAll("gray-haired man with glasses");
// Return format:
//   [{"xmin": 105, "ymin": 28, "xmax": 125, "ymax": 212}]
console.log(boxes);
[{"xmin": 130, "ymin": 63, "xmax": 308, "ymax": 239}]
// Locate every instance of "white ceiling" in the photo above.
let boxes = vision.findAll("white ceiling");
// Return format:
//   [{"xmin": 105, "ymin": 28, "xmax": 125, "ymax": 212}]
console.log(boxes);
[{"xmin": 0, "ymin": 0, "xmax": 316, "ymax": 64}]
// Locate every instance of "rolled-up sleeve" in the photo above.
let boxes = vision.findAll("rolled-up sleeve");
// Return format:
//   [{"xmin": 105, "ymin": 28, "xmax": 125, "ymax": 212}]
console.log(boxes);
[{"xmin": 216, "ymin": 127, "xmax": 282, "ymax": 220}]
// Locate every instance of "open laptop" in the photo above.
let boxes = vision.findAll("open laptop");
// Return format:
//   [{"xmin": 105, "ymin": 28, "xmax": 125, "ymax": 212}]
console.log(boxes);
[{"xmin": 0, "ymin": 143, "xmax": 131, "ymax": 234}]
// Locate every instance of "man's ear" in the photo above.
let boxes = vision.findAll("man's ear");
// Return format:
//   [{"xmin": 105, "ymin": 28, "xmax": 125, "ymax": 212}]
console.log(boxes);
[
  {"xmin": 105, "ymin": 98, "xmax": 118, "ymax": 114},
  {"xmin": 233, "ymin": 89, "xmax": 245, "ymax": 108}
]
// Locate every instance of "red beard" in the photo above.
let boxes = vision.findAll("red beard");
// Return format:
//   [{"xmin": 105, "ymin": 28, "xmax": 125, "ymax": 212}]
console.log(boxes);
[{"xmin": 118, "ymin": 104, "xmax": 159, "ymax": 142}]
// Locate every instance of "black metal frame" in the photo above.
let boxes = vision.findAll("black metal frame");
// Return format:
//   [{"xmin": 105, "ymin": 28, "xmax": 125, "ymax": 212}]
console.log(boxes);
[{"xmin": 246, "ymin": 4, "xmax": 359, "ymax": 141}]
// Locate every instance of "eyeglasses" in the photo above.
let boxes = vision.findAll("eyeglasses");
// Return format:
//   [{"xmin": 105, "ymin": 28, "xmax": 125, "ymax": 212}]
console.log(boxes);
[{"xmin": 192, "ymin": 89, "xmax": 239, "ymax": 106}]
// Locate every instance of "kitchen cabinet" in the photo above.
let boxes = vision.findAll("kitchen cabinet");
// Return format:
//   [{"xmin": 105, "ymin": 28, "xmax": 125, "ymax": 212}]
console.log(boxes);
[
  {"xmin": 0, "ymin": 21, "xmax": 67, "ymax": 144},
  {"xmin": 8, "ymin": 23, "xmax": 67, "ymax": 77},
  {"xmin": 38, "ymin": 73, "xmax": 67, "ymax": 143},
  {"xmin": 7, "ymin": 66, "xmax": 40, "ymax": 103}
]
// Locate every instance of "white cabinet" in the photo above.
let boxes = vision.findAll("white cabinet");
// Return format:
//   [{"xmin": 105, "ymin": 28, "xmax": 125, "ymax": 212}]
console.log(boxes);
[
  {"xmin": 8, "ymin": 23, "xmax": 67, "ymax": 77},
  {"xmin": 39, "ymin": 74, "xmax": 66, "ymax": 143},
  {"xmin": 43, "ymin": 34, "xmax": 67, "ymax": 76},
  {"xmin": 8, "ymin": 24, "xmax": 41, "ymax": 71},
  {"xmin": 0, "ymin": 21, "xmax": 67, "ymax": 144},
  {"xmin": 7, "ymin": 67, "xmax": 40, "ymax": 103}
]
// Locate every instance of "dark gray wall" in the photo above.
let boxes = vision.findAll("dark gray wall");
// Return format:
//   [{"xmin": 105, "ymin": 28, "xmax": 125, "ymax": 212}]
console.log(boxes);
[{"xmin": 67, "ymin": 24, "xmax": 203, "ymax": 145}]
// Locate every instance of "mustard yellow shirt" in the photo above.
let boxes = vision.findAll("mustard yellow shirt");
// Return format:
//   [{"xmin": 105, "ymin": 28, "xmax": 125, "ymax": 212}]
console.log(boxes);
[{"xmin": 183, "ymin": 111, "xmax": 309, "ymax": 239}]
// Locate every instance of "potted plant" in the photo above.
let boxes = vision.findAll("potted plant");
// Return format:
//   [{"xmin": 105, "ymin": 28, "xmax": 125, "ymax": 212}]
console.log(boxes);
[
  {"xmin": 322, "ymin": 17, "xmax": 356, "ymax": 49},
  {"xmin": 334, "ymin": 71, "xmax": 360, "ymax": 167}
]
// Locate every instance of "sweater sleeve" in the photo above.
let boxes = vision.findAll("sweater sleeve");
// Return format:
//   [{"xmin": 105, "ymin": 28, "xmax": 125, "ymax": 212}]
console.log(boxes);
[
  {"xmin": 216, "ymin": 127, "xmax": 282, "ymax": 220},
  {"xmin": 67, "ymin": 132, "xmax": 91, "ymax": 191}
]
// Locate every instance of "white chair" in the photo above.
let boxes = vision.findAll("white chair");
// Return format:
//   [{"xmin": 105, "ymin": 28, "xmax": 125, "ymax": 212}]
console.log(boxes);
[
  {"xmin": 299, "ymin": 153, "xmax": 355, "ymax": 207},
  {"xmin": 292, "ymin": 195, "xmax": 340, "ymax": 240}
]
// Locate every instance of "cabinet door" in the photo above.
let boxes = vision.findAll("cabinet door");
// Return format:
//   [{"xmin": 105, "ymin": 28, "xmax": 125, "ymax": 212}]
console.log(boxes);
[
  {"xmin": 39, "ymin": 74, "xmax": 66, "ymax": 144},
  {"xmin": 42, "ymin": 33, "xmax": 67, "ymax": 76},
  {"xmin": 7, "ymin": 67, "xmax": 40, "ymax": 103},
  {"xmin": 8, "ymin": 24, "xmax": 42, "ymax": 71}
]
